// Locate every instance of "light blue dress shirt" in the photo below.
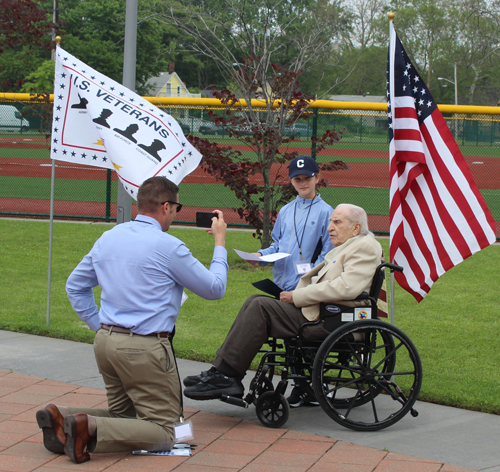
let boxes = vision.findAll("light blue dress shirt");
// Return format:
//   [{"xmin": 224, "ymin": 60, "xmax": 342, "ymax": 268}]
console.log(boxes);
[
  {"xmin": 66, "ymin": 215, "xmax": 228, "ymax": 334},
  {"xmin": 259, "ymin": 194, "xmax": 334, "ymax": 291}
]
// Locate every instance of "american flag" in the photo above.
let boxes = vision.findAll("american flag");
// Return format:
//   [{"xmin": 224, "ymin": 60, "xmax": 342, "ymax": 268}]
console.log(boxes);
[{"xmin": 387, "ymin": 23, "xmax": 496, "ymax": 302}]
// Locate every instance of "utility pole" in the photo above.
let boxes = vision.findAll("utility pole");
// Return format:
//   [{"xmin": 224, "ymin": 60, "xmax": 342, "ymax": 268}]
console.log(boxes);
[
  {"xmin": 51, "ymin": 0, "xmax": 58, "ymax": 60},
  {"xmin": 116, "ymin": 0, "xmax": 138, "ymax": 224}
]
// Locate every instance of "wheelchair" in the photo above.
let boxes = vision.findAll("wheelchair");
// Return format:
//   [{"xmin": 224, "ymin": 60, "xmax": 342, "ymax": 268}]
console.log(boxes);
[{"xmin": 219, "ymin": 262, "xmax": 422, "ymax": 431}]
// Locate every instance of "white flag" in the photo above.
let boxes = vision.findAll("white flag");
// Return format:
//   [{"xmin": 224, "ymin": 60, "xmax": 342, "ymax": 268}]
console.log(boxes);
[{"xmin": 50, "ymin": 46, "xmax": 202, "ymax": 198}]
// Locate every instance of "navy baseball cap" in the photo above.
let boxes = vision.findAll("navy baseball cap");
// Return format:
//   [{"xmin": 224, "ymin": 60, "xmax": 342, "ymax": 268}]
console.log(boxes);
[{"xmin": 289, "ymin": 155, "xmax": 320, "ymax": 179}]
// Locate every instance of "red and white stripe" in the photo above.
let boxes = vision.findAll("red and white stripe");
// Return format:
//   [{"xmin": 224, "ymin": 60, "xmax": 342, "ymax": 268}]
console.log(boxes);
[
  {"xmin": 389, "ymin": 32, "xmax": 496, "ymax": 301},
  {"xmin": 390, "ymin": 98, "xmax": 495, "ymax": 300}
]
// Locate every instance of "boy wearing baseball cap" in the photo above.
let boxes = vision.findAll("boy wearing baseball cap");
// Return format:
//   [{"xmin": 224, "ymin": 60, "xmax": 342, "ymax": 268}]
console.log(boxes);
[{"xmin": 257, "ymin": 155, "xmax": 334, "ymax": 293}]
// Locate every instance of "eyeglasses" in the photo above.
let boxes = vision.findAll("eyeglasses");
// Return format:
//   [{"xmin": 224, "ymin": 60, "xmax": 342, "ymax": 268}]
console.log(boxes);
[{"xmin": 161, "ymin": 201, "xmax": 183, "ymax": 213}]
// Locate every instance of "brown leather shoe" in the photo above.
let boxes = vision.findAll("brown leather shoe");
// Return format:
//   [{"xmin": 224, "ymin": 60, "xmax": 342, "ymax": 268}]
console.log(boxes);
[
  {"xmin": 63, "ymin": 414, "xmax": 91, "ymax": 463},
  {"xmin": 36, "ymin": 404, "xmax": 66, "ymax": 454}
]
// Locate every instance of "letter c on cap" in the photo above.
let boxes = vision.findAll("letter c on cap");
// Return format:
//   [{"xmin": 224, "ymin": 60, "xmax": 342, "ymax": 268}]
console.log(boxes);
[{"xmin": 297, "ymin": 159, "xmax": 304, "ymax": 168}]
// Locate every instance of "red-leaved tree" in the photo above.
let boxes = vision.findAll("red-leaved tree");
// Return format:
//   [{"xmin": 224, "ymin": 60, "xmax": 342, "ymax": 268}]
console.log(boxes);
[
  {"xmin": 0, "ymin": 0, "xmax": 54, "ymax": 54},
  {"xmin": 190, "ymin": 59, "xmax": 347, "ymax": 246}
]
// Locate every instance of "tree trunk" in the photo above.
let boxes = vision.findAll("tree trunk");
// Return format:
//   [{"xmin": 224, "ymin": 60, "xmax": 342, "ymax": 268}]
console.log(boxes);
[
  {"xmin": 261, "ymin": 166, "xmax": 272, "ymax": 248},
  {"xmin": 468, "ymin": 64, "xmax": 480, "ymax": 105}
]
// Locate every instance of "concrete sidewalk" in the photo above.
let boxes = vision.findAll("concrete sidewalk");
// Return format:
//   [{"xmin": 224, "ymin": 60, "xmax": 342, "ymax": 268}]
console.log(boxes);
[{"xmin": 1, "ymin": 329, "xmax": 498, "ymax": 471}]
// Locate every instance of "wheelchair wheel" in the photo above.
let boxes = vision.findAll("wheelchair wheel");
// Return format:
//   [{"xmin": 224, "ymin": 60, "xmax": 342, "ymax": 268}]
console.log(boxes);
[
  {"xmin": 255, "ymin": 391, "xmax": 290, "ymax": 428},
  {"xmin": 312, "ymin": 320, "xmax": 422, "ymax": 431}
]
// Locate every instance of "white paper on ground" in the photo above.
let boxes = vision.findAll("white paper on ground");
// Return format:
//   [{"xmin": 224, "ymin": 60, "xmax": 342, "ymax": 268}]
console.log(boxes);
[{"xmin": 132, "ymin": 449, "xmax": 191, "ymax": 456}]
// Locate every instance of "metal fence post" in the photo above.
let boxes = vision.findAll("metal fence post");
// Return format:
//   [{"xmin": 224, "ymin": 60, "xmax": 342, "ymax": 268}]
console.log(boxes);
[
  {"xmin": 106, "ymin": 169, "xmax": 112, "ymax": 223},
  {"xmin": 311, "ymin": 108, "xmax": 318, "ymax": 159}
]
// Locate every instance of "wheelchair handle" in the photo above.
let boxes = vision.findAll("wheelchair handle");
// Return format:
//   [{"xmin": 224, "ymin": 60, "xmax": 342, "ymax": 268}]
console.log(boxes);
[{"xmin": 380, "ymin": 261, "xmax": 404, "ymax": 273}]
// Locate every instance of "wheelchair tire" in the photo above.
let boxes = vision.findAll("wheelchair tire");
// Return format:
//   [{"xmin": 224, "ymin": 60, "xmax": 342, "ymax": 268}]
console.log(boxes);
[
  {"xmin": 312, "ymin": 320, "xmax": 422, "ymax": 431},
  {"xmin": 255, "ymin": 391, "xmax": 290, "ymax": 429}
]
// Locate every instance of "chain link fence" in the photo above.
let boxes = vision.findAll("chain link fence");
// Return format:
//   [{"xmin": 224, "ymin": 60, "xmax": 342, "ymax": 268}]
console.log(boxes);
[{"xmin": 1, "ymin": 96, "xmax": 499, "ymax": 238}]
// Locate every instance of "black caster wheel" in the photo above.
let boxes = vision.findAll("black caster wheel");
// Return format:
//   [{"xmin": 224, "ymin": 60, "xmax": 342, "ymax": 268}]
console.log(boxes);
[{"xmin": 255, "ymin": 391, "xmax": 290, "ymax": 428}]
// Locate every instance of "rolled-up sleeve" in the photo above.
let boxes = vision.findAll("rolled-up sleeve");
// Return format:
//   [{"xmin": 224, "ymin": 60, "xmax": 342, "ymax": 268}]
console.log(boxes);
[{"xmin": 65, "ymin": 253, "xmax": 101, "ymax": 331}]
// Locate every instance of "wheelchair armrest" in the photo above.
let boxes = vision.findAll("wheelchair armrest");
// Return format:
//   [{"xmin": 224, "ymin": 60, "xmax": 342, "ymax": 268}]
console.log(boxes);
[{"xmin": 354, "ymin": 291, "xmax": 369, "ymax": 300}]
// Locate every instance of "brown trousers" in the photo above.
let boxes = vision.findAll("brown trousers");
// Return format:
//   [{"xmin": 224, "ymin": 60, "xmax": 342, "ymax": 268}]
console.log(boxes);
[
  {"xmin": 67, "ymin": 328, "xmax": 181, "ymax": 453},
  {"xmin": 214, "ymin": 294, "xmax": 330, "ymax": 376}
]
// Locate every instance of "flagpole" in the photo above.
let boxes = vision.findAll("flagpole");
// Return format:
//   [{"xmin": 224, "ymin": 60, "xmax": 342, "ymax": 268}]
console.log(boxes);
[
  {"xmin": 47, "ymin": 155, "xmax": 55, "ymax": 327},
  {"xmin": 47, "ymin": 36, "xmax": 62, "ymax": 327},
  {"xmin": 388, "ymin": 12, "xmax": 396, "ymax": 326}
]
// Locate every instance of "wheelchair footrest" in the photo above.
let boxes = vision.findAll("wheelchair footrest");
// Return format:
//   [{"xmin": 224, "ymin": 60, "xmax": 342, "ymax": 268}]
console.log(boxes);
[{"xmin": 220, "ymin": 394, "xmax": 249, "ymax": 408}]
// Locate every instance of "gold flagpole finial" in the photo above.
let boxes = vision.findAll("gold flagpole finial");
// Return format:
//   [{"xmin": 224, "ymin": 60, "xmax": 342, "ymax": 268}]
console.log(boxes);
[
  {"xmin": 55, "ymin": 36, "xmax": 61, "ymax": 44},
  {"xmin": 388, "ymin": 12, "xmax": 395, "ymax": 21}
]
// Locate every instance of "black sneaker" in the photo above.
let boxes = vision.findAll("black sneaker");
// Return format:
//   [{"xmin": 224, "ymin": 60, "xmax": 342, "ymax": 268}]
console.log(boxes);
[
  {"xmin": 286, "ymin": 385, "xmax": 319, "ymax": 408},
  {"xmin": 183, "ymin": 366, "xmax": 217, "ymax": 387},
  {"xmin": 183, "ymin": 369, "xmax": 244, "ymax": 400}
]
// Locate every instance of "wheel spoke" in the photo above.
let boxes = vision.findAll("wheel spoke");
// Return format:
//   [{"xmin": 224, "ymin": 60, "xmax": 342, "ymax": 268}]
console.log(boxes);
[{"xmin": 312, "ymin": 321, "xmax": 422, "ymax": 431}]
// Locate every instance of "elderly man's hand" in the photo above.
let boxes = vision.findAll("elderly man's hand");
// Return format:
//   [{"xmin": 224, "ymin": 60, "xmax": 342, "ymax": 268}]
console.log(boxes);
[{"xmin": 280, "ymin": 291, "xmax": 294, "ymax": 304}]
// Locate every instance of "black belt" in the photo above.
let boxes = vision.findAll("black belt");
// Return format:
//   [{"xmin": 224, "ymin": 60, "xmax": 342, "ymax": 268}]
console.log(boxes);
[{"xmin": 101, "ymin": 324, "xmax": 171, "ymax": 338}]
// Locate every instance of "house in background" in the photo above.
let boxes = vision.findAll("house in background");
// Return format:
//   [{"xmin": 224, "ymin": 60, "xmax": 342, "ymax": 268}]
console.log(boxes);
[
  {"xmin": 146, "ymin": 62, "xmax": 201, "ymax": 123},
  {"xmin": 146, "ymin": 62, "xmax": 201, "ymax": 99}
]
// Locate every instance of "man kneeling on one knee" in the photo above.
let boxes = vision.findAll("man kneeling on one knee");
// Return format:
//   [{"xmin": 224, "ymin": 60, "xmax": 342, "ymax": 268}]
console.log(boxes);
[
  {"xmin": 184, "ymin": 203, "xmax": 383, "ymax": 400},
  {"xmin": 36, "ymin": 177, "xmax": 229, "ymax": 463}
]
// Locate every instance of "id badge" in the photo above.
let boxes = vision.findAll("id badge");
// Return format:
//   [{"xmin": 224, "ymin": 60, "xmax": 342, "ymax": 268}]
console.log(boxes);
[
  {"xmin": 295, "ymin": 262, "xmax": 312, "ymax": 275},
  {"xmin": 174, "ymin": 420, "xmax": 194, "ymax": 442}
]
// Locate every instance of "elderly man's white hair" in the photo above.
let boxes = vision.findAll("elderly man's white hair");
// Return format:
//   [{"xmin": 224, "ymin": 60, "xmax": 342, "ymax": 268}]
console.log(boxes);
[{"xmin": 336, "ymin": 203, "xmax": 370, "ymax": 236}]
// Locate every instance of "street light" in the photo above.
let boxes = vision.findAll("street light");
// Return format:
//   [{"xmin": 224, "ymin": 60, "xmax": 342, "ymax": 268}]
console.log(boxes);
[{"xmin": 438, "ymin": 62, "xmax": 458, "ymax": 138}]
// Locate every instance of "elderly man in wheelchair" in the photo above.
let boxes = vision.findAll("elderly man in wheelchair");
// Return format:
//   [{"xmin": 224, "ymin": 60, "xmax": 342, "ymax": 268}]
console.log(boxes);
[{"xmin": 184, "ymin": 203, "xmax": 421, "ymax": 431}]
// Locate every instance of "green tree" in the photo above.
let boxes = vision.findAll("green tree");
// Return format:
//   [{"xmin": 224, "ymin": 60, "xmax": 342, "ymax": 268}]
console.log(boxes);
[
  {"xmin": 51, "ymin": 0, "xmax": 169, "ymax": 94},
  {"xmin": 147, "ymin": 0, "xmax": 349, "ymax": 246},
  {"xmin": 450, "ymin": 0, "xmax": 500, "ymax": 105},
  {"xmin": 389, "ymin": 0, "xmax": 449, "ymax": 91},
  {"xmin": 21, "ymin": 60, "xmax": 55, "ymax": 94}
]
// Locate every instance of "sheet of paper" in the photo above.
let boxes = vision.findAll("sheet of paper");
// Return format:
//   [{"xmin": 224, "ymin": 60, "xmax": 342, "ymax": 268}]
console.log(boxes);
[
  {"xmin": 233, "ymin": 249, "xmax": 290, "ymax": 263},
  {"xmin": 260, "ymin": 252, "xmax": 290, "ymax": 262},
  {"xmin": 132, "ymin": 449, "xmax": 192, "ymax": 456}
]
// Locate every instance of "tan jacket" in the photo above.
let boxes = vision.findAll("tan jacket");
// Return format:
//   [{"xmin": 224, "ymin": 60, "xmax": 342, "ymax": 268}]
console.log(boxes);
[{"xmin": 293, "ymin": 233, "xmax": 383, "ymax": 321}]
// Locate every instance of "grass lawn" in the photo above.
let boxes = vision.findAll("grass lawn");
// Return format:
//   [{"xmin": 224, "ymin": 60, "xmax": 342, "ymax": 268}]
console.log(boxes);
[{"xmin": 1, "ymin": 218, "xmax": 499, "ymax": 414}]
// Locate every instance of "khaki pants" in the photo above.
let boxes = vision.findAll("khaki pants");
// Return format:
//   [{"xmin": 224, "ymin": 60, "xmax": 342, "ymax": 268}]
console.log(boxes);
[
  {"xmin": 67, "ymin": 328, "xmax": 181, "ymax": 453},
  {"xmin": 214, "ymin": 294, "xmax": 330, "ymax": 376}
]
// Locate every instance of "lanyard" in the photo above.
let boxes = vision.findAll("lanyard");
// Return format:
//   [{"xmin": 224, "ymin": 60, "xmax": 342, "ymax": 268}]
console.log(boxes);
[{"xmin": 293, "ymin": 195, "xmax": 316, "ymax": 260}]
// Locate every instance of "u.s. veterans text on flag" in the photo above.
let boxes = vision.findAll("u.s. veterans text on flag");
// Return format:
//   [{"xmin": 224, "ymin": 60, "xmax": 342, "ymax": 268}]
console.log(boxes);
[
  {"xmin": 51, "ymin": 46, "xmax": 202, "ymax": 197},
  {"xmin": 387, "ymin": 23, "xmax": 496, "ymax": 302}
]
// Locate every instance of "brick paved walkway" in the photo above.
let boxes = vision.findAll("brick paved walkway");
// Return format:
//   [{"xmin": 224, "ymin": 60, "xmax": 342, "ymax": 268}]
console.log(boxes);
[{"xmin": 0, "ymin": 370, "xmax": 477, "ymax": 472}]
